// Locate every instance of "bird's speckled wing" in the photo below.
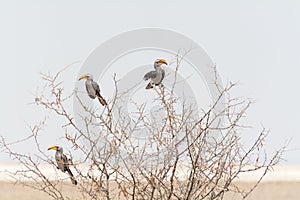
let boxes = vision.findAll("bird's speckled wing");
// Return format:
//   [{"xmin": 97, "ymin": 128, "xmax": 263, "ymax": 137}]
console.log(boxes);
[
  {"xmin": 92, "ymin": 81, "xmax": 107, "ymax": 106},
  {"xmin": 143, "ymin": 71, "xmax": 157, "ymax": 81},
  {"xmin": 56, "ymin": 152, "xmax": 69, "ymax": 172},
  {"xmin": 61, "ymin": 154, "xmax": 69, "ymax": 171},
  {"xmin": 92, "ymin": 81, "xmax": 100, "ymax": 93}
]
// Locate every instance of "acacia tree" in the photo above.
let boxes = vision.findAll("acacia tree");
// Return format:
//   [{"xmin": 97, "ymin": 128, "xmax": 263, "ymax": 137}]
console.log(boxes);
[{"xmin": 0, "ymin": 56, "xmax": 285, "ymax": 200}]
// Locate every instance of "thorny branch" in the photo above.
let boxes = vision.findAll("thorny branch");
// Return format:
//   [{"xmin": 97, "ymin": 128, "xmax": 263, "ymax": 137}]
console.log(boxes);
[{"xmin": 0, "ymin": 54, "xmax": 286, "ymax": 200}]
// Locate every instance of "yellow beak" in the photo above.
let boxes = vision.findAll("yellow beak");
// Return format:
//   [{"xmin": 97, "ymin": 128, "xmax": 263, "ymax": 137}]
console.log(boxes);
[
  {"xmin": 78, "ymin": 75, "xmax": 88, "ymax": 81},
  {"xmin": 159, "ymin": 59, "xmax": 168, "ymax": 65},
  {"xmin": 48, "ymin": 145, "xmax": 59, "ymax": 151}
]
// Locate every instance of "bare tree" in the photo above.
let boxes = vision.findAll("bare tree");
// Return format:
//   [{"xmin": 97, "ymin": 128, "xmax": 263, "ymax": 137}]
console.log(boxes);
[{"xmin": 0, "ymin": 55, "xmax": 285, "ymax": 200}]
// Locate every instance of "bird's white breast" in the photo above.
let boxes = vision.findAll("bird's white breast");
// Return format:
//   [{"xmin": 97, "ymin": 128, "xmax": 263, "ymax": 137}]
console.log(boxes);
[{"xmin": 152, "ymin": 68, "xmax": 164, "ymax": 84}]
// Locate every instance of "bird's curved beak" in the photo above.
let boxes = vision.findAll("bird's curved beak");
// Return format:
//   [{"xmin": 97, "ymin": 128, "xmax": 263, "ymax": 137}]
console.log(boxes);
[
  {"xmin": 159, "ymin": 59, "xmax": 168, "ymax": 65},
  {"xmin": 48, "ymin": 145, "xmax": 59, "ymax": 151},
  {"xmin": 78, "ymin": 75, "xmax": 88, "ymax": 81}
]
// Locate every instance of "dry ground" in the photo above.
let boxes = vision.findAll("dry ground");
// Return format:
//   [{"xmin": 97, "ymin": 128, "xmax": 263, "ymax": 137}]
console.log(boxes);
[{"xmin": 0, "ymin": 181, "xmax": 299, "ymax": 200}]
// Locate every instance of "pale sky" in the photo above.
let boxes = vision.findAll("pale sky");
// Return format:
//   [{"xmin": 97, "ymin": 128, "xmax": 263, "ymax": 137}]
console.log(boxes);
[{"xmin": 1, "ymin": 1, "xmax": 300, "ymax": 164}]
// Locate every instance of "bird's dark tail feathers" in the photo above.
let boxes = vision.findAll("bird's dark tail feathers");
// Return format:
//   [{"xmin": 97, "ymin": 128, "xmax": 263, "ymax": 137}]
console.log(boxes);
[
  {"xmin": 145, "ymin": 82, "xmax": 153, "ymax": 90},
  {"xmin": 97, "ymin": 95, "xmax": 107, "ymax": 106},
  {"xmin": 67, "ymin": 168, "xmax": 77, "ymax": 185},
  {"xmin": 97, "ymin": 94, "xmax": 107, "ymax": 106}
]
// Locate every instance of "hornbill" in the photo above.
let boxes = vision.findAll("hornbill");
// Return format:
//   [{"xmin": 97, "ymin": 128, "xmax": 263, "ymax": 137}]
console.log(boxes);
[
  {"xmin": 143, "ymin": 59, "xmax": 168, "ymax": 89},
  {"xmin": 48, "ymin": 145, "xmax": 77, "ymax": 185},
  {"xmin": 78, "ymin": 74, "xmax": 107, "ymax": 106}
]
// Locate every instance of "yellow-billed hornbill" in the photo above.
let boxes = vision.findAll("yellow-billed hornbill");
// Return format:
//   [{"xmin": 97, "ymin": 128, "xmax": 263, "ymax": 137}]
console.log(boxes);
[
  {"xmin": 79, "ymin": 74, "xmax": 107, "ymax": 106},
  {"xmin": 143, "ymin": 59, "xmax": 168, "ymax": 89},
  {"xmin": 48, "ymin": 145, "xmax": 77, "ymax": 185}
]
